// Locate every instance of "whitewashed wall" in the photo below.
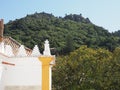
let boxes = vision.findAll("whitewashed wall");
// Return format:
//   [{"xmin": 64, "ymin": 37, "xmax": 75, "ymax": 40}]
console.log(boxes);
[{"xmin": 1, "ymin": 57, "xmax": 42, "ymax": 90}]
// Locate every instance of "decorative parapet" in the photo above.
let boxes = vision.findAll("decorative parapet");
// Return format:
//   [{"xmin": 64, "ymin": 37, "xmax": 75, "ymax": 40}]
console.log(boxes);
[
  {"xmin": 3, "ymin": 36, "xmax": 32, "ymax": 56},
  {"xmin": 17, "ymin": 45, "xmax": 27, "ymax": 57},
  {"xmin": 0, "ymin": 40, "xmax": 52, "ymax": 57},
  {"xmin": 4, "ymin": 45, "xmax": 14, "ymax": 56},
  {"xmin": 31, "ymin": 45, "xmax": 41, "ymax": 56}
]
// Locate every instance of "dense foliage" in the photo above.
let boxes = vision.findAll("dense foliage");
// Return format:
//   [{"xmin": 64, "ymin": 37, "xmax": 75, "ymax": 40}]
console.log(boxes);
[
  {"xmin": 4, "ymin": 12, "xmax": 120, "ymax": 54},
  {"xmin": 53, "ymin": 46, "xmax": 120, "ymax": 90}
]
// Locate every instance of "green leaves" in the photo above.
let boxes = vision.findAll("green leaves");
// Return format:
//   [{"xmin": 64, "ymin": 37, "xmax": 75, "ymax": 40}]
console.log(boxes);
[{"xmin": 52, "ymin": 46, "xmax": 118, "ymax": 90}]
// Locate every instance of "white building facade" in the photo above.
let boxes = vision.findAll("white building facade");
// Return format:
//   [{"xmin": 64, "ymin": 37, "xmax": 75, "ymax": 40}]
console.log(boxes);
[{"xmin": 0, "ymin": 19, "xmax": 55, "ymax": 90}]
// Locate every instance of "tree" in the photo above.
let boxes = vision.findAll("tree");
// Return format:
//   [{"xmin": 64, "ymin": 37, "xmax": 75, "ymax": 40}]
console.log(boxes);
[
  {"xmin": 63, "ymin": 34, "xmax": 75, "ymax": 54},
  {"xmin": 52, "ymin": 46, "xmax": 112, "ymax": 90}
]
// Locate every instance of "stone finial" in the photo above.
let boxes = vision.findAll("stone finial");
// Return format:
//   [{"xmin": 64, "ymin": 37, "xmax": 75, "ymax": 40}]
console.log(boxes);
[
  {"xmin": 0, "ymin": 19, "xmax": 4, "ymax": 42},
  {"xmin": 17, "ymin": 45, "xmax": 27, "ymax": 57},
  {"xmin": 43, "ymin": 39, "xmax": 51, "ymax": 56},
  {"xmin": 5, "ymin": 45, "xmax": 14, "ymax": 56},
  {"xmin": 31, "ymin": 45, "xmax": 41, "ymax": 56}
]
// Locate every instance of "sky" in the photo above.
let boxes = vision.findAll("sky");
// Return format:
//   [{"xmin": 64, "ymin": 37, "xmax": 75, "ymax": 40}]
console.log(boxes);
[{"xmin": 0, "ymin": 0, "xmax": 120, "ymax": 32}]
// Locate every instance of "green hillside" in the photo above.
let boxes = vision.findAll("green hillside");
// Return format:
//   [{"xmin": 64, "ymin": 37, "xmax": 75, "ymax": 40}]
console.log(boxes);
[{"xmin": 4, "ymin": 12, "xmax": 120, "ymax": 54}]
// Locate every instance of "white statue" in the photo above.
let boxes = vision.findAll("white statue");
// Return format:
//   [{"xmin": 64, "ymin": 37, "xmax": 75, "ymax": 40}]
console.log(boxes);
[{"xmin": 43, "ymin": 40, "xmax": 51, "ymax": 56}]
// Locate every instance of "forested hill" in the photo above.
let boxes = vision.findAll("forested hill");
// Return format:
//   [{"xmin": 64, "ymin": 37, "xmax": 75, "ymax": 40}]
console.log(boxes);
[{"xmin": 4, "ymin": 12, "xmax": 120, "ymax": 54}]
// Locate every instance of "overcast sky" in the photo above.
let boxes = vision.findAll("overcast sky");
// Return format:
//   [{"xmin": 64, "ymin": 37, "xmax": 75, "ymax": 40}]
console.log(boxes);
[{"xmin": 0, "ymin": 0, "xmax": 120, "ymax": 32}]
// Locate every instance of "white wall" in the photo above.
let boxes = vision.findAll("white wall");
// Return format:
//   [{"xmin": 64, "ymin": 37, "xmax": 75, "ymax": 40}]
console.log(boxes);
[{"xmin": 1, "ymin": 57, "xmax": 42, "ymax": 86}]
